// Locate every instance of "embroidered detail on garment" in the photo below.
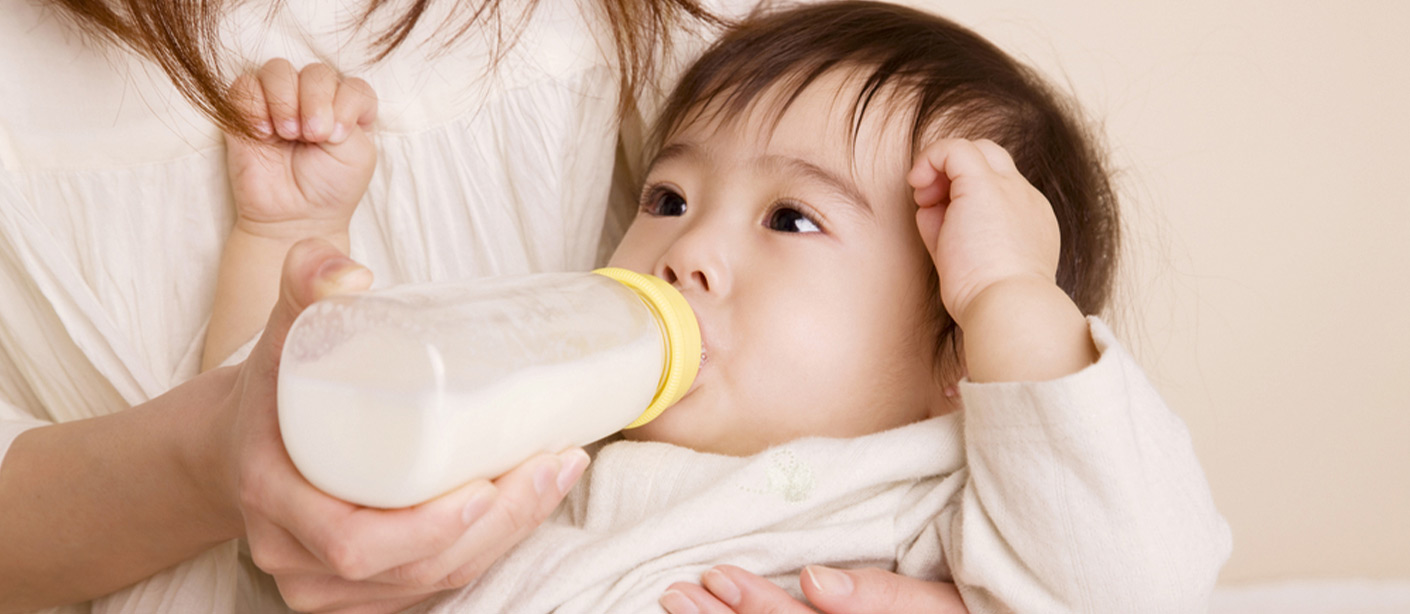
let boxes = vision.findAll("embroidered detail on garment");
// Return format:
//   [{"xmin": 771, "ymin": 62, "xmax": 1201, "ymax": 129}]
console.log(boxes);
[{"xmin": 742, "ymin": 449, "xmax": 815, "ymax": 502}]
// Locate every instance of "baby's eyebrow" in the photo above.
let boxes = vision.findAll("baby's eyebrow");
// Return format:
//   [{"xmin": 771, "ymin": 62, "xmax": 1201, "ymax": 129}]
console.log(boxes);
[
  {"xmin": 646, "ymin": 142, "xmax": 700, "ymax": 173},
  {"xmin": 766, "ymin": 155, "xmax": 873, "ymax": 218}
]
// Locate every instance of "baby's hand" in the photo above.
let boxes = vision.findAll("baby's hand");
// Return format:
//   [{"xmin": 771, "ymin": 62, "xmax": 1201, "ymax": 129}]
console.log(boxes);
[
  {"xmin": 225, "ymin": 59, "xmax": 378, "ymax": 242},
  {"xmin": 908, "ymin": 138, "xmax": 1061, "ymax": 328}
]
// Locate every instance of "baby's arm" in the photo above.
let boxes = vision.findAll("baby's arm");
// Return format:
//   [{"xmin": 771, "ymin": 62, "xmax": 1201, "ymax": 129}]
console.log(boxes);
[
  {"xmin": 908, "ymin": 138, "xmax": 1094, "ymax": 383},
  {"xmin": 203, "ymin": 60, "xmax": 378, "ymax": 371},
  {"xmin": 907, "ymin": 140, "xmax": 1230, "ymax": 612}
]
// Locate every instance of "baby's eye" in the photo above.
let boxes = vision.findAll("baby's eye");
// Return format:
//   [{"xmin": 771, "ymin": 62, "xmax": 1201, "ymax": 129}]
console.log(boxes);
[
  {"xmin": 642, "ymin": 187, "xmax": 688, "ymax": 217},
  {"xmin": 766, "ymin": 205, "xmax": 822, "ymax": 233}
]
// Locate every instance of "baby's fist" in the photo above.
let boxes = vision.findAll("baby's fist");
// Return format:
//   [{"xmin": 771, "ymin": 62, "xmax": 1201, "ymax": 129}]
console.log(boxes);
[
  {"xmin": 225, "ymin": 60, "xmax": 379, "ymax": 241},
  {"xmin": 908, "ymin": 138, "xmax": 1061, "ymax": 327}
]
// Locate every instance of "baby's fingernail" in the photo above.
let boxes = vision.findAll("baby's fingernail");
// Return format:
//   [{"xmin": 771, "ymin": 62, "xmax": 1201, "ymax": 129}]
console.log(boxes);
[
  {"xmin": 556, "ymin": 449, "xmax": 589, "ymax": 494},
  {"xmin": 279, "ymin": 119, "xmax": 299, "ymax": 138},
  {"xmin": 461, "ymin": 485, "xmax": 496, "ymax": 525},
  {"xmin": 255, "ymin": 121, "xmax": 272, "ymax": 138},
  {"xmin": 703, "ymin": 568, "xmax": 741, "ymax": 606},
  {"xmin": 328, "ymin": 122, "xmax": 348, "ymax": 144},
  {"xmin": 658, "ymin": 590, "xmax": 699, "ymax": 614},
  {"xmin": 303, "ymin": 116, "xmax": 323, "ymax": 139},
  {"xmin": 806, "ymin": 565, "xmax": 854, "ymax": 597},
  {"xmin": 533, "ymin": 456, "xmax": 562, "ymax": 495}
]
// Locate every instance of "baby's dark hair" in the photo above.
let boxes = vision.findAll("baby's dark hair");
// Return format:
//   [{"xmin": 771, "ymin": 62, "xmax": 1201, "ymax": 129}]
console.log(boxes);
[{"xmin": 651, "ymin": 0, "xmax": 1120, "ymax": 374}]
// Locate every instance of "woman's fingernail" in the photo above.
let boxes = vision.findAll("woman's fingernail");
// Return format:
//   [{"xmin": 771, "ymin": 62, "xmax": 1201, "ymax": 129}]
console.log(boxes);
[
  {"xmin": 461, "ymin": 486, "xmax": 496, "ymax": 525},
  {"xmin": 314, "ymin": 257, "xmax": 372, "ymax": 294},
  {"xmin": 806, "ymin": 565, "xmax": 854, "ymax": 597},
  {"xmin": 658, "ymin": 590, "xmax": 699, "ymax": 614},
  {"xmin": 533, "ymin": 457, "xmax": 562, "ymax": 495},
  {"xmin": 556, "ymin": 449, "xmax": 589, "ymax": 494},
  {"xmin": 703, "ymin": 568, "xmax": 741, "ymax": 606}
]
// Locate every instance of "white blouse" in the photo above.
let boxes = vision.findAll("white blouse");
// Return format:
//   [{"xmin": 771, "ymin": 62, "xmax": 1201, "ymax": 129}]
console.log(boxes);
[{"xmin": 0, "ymin": 0, "xmax": 743, "ymax": 610}]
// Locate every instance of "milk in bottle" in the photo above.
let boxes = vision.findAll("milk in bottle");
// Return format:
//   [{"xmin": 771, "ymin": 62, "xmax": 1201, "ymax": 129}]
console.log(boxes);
[{"xmin": 277, "ymin": 268, "xmax": 700, "ymax": 508}]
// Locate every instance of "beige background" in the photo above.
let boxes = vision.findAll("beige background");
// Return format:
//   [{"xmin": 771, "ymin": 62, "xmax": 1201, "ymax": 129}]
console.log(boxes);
[{"xmin": 904, "ymin": 0, "xmax": 1410, "ymax": 584}]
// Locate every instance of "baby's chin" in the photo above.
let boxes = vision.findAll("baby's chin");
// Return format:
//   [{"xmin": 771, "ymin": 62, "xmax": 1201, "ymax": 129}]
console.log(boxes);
[{"xmin": 619, "ymin": 411, "xmax": 770, "ymax": 457}]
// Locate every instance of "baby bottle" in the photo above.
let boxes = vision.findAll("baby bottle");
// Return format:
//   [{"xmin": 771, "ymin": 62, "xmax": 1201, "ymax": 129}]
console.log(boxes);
[{"xmin": 276, "ymin": 267, "xmax": 700, "ymax": 508}]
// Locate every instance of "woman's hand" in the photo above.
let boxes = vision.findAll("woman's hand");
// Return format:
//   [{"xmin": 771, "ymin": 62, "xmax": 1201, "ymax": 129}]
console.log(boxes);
[
  {"xmin": 660, "ymin": 565, "xmax": 968, "ymax": 614},
  {"xmin": 226, "ymin": 59, "xmax": 378, "ymax": 243},
  {"xmin": 213, "ymin": 239, "xmax": 590, "ymax": 613}
]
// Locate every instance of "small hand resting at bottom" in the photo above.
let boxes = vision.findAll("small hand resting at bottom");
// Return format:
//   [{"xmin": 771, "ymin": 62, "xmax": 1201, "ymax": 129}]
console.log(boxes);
[{"xmin": 662, "ymin": 565, "xmax": 968, "ymax": 614}]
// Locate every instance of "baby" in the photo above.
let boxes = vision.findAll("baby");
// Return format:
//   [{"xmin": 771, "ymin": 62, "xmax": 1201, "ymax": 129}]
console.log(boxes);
[{"xmin": 206, "ymin": 2, "xmax": 1231, "ymax": 612}]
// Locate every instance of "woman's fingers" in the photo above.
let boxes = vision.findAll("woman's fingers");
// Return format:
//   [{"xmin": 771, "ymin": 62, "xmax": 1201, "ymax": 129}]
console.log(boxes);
[
  {"xmin": 800, "ymin": 566, "xmax": 967, "ymax": 614},
  {"xmin": 374, "ymin": 449, "xmax": 590, "ymax": 588},
  {"xmin": 677, "ymin": 565, "xmax": 970, "ymax": 614},
  {"xmin": 249, "ymin": 448, "xmax": 588, "ymax": 592},
  {"xmin": 259, "ymin": 472, "xmax": 496, "ymax": 581},
  {"xmin": 661, "ymin": 581, "xmax": 740, "ymax": 614},
  {"xmin": 256, "ymin": 58, "xmax": 300, "ymax": 139},
  {"xmin": 273, "ymin": 572, "xmax": 423, "ymax": 613},
  {"xmin": 698, "ymin": 565, "xmax": 815, "ymax": 613}
]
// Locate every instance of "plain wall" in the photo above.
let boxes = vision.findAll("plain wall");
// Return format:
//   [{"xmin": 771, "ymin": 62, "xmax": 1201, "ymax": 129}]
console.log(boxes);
[{"xmin": 903, "ymin": 0, "xmax": 1410, "ymax": 583}]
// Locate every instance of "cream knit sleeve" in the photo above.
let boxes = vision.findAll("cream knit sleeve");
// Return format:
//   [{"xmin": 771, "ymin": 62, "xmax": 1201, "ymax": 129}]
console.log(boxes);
[{"xmin": 911, "ymin": 317, "xmax": 1232, "ymax": 613}]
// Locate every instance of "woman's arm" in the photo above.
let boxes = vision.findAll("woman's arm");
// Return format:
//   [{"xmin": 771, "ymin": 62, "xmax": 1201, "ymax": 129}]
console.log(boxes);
[
  {"xmin": 0, "ymin": 371, "xmax": 243, "ymax": 611},
  {"xmin": 1, "ymin": 241, "xmax": 590, "ymax": 613}
]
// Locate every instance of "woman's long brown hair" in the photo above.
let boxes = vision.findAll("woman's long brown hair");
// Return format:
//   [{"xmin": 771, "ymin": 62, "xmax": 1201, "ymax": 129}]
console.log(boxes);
[{"xmin": 49, "ymin": 0, "xmax": 725, "ymax": 137}]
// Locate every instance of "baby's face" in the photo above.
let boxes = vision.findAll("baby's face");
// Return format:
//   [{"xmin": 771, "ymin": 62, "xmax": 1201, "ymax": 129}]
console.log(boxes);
[{"xmin": 608, "ymin": 72, "xmax": 947, "ymax": 455}]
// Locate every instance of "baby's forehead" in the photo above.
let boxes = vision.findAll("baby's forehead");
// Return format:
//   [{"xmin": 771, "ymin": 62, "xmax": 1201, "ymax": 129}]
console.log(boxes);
[{"xmin": 666, "ymin": 72, "xmax": 924, "ymax": 163}]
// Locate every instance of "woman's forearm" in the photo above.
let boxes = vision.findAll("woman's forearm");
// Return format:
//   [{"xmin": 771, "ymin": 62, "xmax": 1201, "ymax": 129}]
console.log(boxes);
[{"xmin": 0, "ymin": 369, "xmax": 242, "ymax": 612}]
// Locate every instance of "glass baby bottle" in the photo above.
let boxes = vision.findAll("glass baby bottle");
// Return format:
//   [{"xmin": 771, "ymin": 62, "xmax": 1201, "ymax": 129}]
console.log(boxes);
[{"xmin": 277, "ymin": 267, "xmax": 700, "ymax": 508}]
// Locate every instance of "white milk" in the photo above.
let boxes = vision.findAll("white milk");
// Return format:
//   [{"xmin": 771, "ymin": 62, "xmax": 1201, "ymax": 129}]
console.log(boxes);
[{"xmin": 277, "ymin": 271, "xmax": 693, "ymax": 509}]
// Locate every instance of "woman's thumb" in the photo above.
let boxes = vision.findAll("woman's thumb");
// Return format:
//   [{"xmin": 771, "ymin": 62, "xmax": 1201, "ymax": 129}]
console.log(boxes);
[{"xmin": 249, "ymin": 238, "xmax": 373, "ymax": 376}]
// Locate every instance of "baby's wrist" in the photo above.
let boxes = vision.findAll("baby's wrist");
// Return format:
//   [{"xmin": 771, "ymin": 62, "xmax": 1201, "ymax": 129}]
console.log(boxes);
[
  {"xmin": 231, "ymin": 218, "xmax": 351, "ymax": 253},
  {"xmin": 958, "ymin": 277, "xmax": 1095, "ymax": 383},
  {"xmin": 950, "ymin": 274, "xmax": 1055, "ymax": 330}
]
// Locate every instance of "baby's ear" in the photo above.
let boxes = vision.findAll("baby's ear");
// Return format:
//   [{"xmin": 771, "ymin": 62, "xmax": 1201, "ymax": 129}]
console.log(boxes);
[{"xmin": 929, "ymin": 337, "xmax": 966, "ymax": 417}]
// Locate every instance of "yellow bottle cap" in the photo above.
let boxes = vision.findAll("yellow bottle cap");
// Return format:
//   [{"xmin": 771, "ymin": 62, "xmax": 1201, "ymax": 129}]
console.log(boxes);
[{"xmin": 593, "ymin": 267, "xmax": 701, "ymax": 428}]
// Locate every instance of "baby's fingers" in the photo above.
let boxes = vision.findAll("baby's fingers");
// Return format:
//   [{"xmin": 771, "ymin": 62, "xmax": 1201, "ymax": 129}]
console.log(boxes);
[
  {"xmin": 230, "ymin": 73, "xmax": 272, "ymax": 139},
  {"xmin": 330, "ymin": 77, "xmax": 378, "ymax": 145},
  {"xmin": 971, "ymin": 138, "xmax": 1019, "ymax": 174},
  {"xmin": 257, "ymin": 59, "xmax": 301, "ymax": 140},
  {"xmin": 298, "ymin": 63, "xmax": 340, "ymax": 143},
  {"xmin": 909, "ymin": 138, "xmax": 1014, "ymax": 207}
]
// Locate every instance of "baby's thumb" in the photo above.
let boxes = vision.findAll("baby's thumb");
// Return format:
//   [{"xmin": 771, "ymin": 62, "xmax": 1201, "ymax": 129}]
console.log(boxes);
[{"xmin": 248, "ymin": 238, "xmax": 373, "ymax": 378}]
